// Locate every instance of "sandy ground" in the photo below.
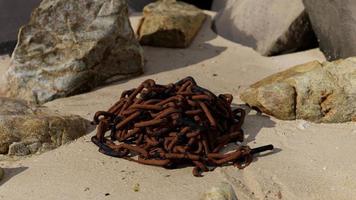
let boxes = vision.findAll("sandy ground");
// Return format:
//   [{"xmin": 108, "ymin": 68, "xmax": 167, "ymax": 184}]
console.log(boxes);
[{"xmin": 0, "ymin": 13, "xmax": 355, "ymax": 200}]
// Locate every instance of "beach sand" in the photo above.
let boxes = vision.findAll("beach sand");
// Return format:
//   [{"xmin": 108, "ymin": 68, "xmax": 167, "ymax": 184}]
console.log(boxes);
[{"xmin": 0, "ymin": 12, "xmax": 355, "ymax": 200}]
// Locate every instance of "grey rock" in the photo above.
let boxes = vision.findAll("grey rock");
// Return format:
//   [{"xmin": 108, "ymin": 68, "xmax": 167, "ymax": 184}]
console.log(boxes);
[
  {"xmin": 27, "ymin": 142, "xmax": 42, "ymax": 154},
  {"xmin": 213, "ymin": 0, "xmax": 317, "ymax": 56},
  {"xmin": 0, "ymin": 97, "xmax": 92, "ymax": 155},
  {"xmin": 303, "ymin": 0, "xmax": 356, "ymax": 61},
  {"xmin": 240, "ymin": 58, "xmax": 356, "ymax": 123},
  {"xmin": 4, "ymin": 0, "xmax": 144, "ymax": 104},
  {"xmin": 137, "ymin": 0, "xmax": 206, "ymax": 48},
  {"xmin": 8, "ymin": 142, "xmax": 31, "ymax": 156},
  {"xmin": 201, "ymin": 182, "xmax": 238, "ymax": 200}
]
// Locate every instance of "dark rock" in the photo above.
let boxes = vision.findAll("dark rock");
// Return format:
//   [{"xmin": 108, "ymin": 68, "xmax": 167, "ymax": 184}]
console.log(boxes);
[{"xmin": 303, "ymin": 0, "xmax": 356, "ymax": 60}]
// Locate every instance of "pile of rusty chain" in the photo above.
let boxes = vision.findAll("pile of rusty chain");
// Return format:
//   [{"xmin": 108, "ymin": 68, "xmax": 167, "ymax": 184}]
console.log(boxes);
[{"xmin": 91, "ymin": 77, "xmax": 273, "ymax": 176}]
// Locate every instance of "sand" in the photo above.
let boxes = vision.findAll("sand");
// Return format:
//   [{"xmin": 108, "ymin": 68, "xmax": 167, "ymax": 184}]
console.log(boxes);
[{"xmin": 0, "ymin": 12, "xmax": 355, "ymax": 200}]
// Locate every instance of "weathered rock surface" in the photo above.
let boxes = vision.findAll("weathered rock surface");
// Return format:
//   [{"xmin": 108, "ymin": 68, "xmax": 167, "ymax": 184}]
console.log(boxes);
[
  {"xmin": 213, "ymin": 0, "xmax": 317, "ymax": 56},
  {"xmin": 201, "ymin": 182, "xmax": 238, "ymax": 200},
  {"xmin": 241, "ymin": 58, "xmax": 356, "ymax": 123},
  {"xmin": 0, "ymin": 98, "xmax": 92, "ymax": 155},
  {"xmin": 137, "ymin": 0, "xmax": 206, "ymax": 48},
  {"xmin": 303, "ymin": 0, "xmax": 356, "ymax": 61},
  {"xmin": 4, "ymin": 0, "xmax": 144, "ymax": 104}
]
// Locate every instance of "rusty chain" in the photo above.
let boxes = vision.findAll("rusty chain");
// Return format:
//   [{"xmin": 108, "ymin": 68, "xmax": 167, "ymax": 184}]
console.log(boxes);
[{"xmin": 91, "ymin": 77, "xmax": 273, "ymax": 177}]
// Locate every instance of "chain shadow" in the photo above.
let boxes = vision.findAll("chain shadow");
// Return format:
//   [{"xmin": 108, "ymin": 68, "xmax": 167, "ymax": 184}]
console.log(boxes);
[
  {"xmin": 231, "ymin": 104, "xmax": 276, "ymax": 143},
  {"xmin": 231, "ymin": 103, "xmax": 282, "ymax": 160}
]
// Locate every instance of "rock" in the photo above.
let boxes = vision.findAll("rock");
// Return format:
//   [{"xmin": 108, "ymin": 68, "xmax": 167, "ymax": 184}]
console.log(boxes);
[
  {"xmin": 8, "ymin": 142, "xmax": 31, "ymax": 156},
  {"xmin": 27, "ymin": 142, "xmax": 42, "ymax": 154},
  {"xmin": 303, "ymin": 0, "xmax": 356, "ymax": 61},
  {"xmin": 201, "ymin": 182, "xmax": 238, "ymax": 200},
  {"xmin": 0, "ymin": 167, "xmax": 4, "ymax": 181},
  {"xmin": 240, "ymin": 58, "xmax": 356, "ymax": 123},
  {"xmin": 137, "ymin": 0, "xmax": 206, "ymax": 48},
  {"xmin": 213, "ymin": 0, "xmax": 317, "ymax": 56},
  {"xmin": 4, "ymin": 0, "xmax": 144, "ymax": 104},
  {"xmin": 0, "ymin": 97, "xmax": 92, "ymax": 155}
]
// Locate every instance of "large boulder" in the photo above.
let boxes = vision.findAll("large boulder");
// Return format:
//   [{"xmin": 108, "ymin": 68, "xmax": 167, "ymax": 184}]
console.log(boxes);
[
  {"xmin": 137, "ymin": 0, "xmax": 206, "ymax": 48},
  {"xmin": 213, "ymin": 0, "xmax": 317, "ymax": 56},
  {"xmin": 4, "ymin": 0, "xmax": 144, "ymax": 104},
  {"xmin": 303, "ymin": 0, "xmax": 356, "ymax": 61},
  {"xmin": 0, "ymin": 97, "xmax": 92, "ymax": 155},
  {"xmin": 240, "ymin": 58, "xmax": 356, "ymax": 123}
]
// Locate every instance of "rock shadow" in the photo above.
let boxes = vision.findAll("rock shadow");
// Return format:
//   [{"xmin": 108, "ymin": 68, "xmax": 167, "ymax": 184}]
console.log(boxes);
[
  {"xmin": 140, "ymin": 15, "xmax": 226, "ymax": 76},
  {"xmin": 89, "ymin": 14, "xmax": 226, "ymax": 91},
  {"xmin": 0, "ymin": 166, "xmax": 28, "ymax": 186}
]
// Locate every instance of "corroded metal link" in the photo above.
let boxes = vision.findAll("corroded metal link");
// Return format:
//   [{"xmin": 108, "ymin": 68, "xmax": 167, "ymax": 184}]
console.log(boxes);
[{"xmin": 91, "ymin": 77, "xmax": 273, "ymax": 177}]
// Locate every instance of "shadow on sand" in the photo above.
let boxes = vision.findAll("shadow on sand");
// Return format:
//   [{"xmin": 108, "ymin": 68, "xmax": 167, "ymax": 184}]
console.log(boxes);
[
  {"xmin": 104, "ymin": 15, "xmax": 227, "ymax": 89},
  {"xmin": 231, "ymin": 104, "xmax": 282, "ymax": 159},
  {"xmin": 0, "ymin": 166, "xmax": 28, "ymax": 186}
]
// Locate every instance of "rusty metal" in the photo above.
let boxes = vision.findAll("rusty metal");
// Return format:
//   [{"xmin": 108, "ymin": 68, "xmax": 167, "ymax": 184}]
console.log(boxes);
[{"xmin": 91, "ymin": 77, "xmax": 273, "ymax": 177}]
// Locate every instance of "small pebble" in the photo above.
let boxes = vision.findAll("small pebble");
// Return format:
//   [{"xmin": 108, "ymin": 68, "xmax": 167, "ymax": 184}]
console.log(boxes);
[
  {"xmin": 277, "ymin": 191, "xmax": 282, "ymax": 199},
  {"xmin": 133, "ymin": 183, "xmax": 140, "ymax": 192},
  {"xmin": 297, "ymin": 121, "xmax": 309, "ymax": 130}
]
